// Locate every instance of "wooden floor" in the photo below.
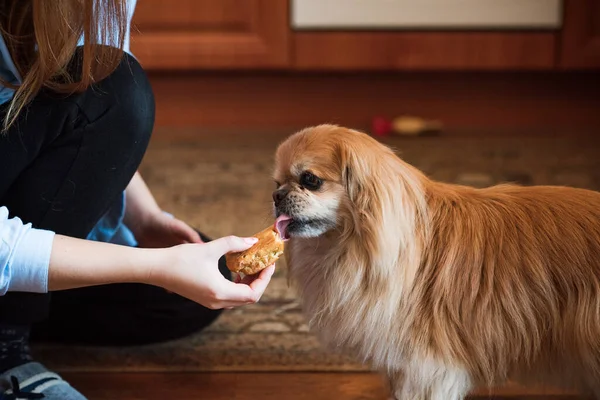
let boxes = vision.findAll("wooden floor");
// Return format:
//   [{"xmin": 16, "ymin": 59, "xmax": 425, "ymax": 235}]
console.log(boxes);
[{"xmin": 63, "ymin": 372, "xmax": 586, "ymax": 400}]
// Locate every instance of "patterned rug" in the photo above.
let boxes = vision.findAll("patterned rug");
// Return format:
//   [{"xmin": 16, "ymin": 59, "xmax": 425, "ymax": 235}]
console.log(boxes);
[{"xmin": 32, "ymin": 130, "xmax": 600, "ymax": 373}]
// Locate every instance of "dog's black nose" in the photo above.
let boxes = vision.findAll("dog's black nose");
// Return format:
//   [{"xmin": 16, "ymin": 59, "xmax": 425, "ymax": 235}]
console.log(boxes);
[{"xmin": 272, "ymin": 188, "xmax": 288, "ymax": 206}]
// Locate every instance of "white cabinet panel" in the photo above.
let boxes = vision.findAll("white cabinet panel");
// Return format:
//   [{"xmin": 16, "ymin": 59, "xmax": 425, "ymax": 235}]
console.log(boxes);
[{"xmin": 291, "ymin": 0, "xmax": 563, "ymax": 30}]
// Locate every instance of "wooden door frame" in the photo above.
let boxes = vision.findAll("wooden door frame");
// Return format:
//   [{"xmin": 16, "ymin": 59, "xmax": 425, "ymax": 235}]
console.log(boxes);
[{"xmin": 559, "ymin": 0, "xmax": 600, "ymax": 68}]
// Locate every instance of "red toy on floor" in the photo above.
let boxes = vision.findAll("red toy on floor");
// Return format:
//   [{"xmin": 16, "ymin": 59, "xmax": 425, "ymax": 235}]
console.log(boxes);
[{"xmin": 372, "ymin": 115, "xmax": 443, "ymax": 137}]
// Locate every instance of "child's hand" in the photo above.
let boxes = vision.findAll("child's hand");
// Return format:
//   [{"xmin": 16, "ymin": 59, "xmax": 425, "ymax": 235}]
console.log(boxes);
[
  {"xmin": 150, "ymin": 236, "xmax": 275, "ymax": 309},
  {"xmin": 134, "ymin": 211, "xmax": 202, "ymax": 248}
]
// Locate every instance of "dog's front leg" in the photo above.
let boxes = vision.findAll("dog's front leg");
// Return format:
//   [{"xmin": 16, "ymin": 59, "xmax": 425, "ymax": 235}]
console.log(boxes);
[
  {"xmin": 386, "ymin": 369, "xmax": 426, "ymax": 400},
  {"xmin": 387, "ymin": 364, "xmax": 471, "ymax": 400},
  {"xmin": 386, "ymin": 369, "xmax": 405, "ymax": 400},
  {"xmin": 427, "ymin": 365, "xmax": 471, "ymax": 400}
]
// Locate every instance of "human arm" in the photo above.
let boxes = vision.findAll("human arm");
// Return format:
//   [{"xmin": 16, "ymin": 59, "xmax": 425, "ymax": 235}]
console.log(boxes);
[
  {"xmin": 49, "ymin": 234, "xmax": 274, "ymax": 309},
  {"xmin": 1, "ymin": 206, "xmax": 274, "ymax": 309}
]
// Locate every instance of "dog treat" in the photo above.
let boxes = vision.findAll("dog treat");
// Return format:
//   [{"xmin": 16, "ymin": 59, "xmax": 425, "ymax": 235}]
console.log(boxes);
[
  {"xmin": 372, "ymin": 115, "xmax": 443, "ymax": 137},
  {"xmin": 225, "ymin": 226, "xmax": 284, "ymax": 275}
]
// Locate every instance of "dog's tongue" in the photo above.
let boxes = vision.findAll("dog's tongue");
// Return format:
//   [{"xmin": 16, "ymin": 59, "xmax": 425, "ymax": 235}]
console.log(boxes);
[{"xmin": 275, "ymin": 215, "xmax": 292, "ymax": 241}]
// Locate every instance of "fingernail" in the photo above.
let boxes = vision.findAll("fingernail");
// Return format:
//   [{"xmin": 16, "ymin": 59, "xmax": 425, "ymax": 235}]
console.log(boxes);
[{"xmin": 244, "ymin": 237, "xmax": 259, "ymax": 244}]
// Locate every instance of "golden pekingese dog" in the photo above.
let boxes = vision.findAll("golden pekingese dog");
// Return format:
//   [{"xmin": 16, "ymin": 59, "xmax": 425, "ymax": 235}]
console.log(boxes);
[{"xmin": 272, "ymin": 124, "xmax": 600, "ymax": 400}]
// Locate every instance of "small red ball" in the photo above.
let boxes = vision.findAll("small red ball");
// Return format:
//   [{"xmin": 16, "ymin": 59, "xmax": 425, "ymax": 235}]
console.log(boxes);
[{"xmin": 372, "ymin": 116, "xmax": 392, "ymax": 136}]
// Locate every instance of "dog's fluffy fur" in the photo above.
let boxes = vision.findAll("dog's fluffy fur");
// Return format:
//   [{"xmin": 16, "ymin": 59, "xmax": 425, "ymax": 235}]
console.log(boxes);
[{"xmin": 272, "ymin": 125, "xmax": 600, "ymax": 399}]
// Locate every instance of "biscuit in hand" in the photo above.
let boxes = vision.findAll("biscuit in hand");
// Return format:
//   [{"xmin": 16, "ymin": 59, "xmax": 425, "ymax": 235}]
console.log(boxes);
[{"xmin": 225, "ymin": 226, "xmax": 284, "ymax": 275}]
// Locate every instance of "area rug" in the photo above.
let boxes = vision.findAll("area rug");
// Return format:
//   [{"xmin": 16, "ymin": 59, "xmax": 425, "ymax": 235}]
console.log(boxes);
[{"xmin": 31, "ymin": 130, "xmax": 600, "ymax": 373}]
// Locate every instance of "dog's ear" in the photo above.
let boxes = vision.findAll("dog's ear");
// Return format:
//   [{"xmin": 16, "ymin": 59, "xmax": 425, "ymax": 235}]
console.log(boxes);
[
  {"xmin": 338, "ymin": 141, "xmax": 355, "ymax": 202},
  {"xmin": 337, "ymin": 140, "xmax": 370, "ymax": 208}
]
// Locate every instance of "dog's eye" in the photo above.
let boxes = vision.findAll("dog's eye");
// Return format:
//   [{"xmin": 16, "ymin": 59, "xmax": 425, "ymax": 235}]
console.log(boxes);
[{"xmin": 300, "ymin": 171, "xmax": 323, "ymax": 191}]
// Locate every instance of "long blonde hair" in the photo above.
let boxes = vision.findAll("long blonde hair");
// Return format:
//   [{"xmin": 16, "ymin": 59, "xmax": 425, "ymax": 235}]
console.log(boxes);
[{"xmin": 0, "ymin": 0, "xmax": 127, "ymax": 130}]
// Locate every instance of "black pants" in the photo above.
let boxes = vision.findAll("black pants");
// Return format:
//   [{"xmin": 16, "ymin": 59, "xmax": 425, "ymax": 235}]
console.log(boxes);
[{"xmin": 0, "ymin": 50, "xmax": 228, "ymax": 346}]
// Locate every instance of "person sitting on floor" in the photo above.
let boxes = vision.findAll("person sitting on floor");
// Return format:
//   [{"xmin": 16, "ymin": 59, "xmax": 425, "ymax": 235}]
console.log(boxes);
[{"xmin": 0, "ymin": 1, "xmax": 275, "ymax": 399}]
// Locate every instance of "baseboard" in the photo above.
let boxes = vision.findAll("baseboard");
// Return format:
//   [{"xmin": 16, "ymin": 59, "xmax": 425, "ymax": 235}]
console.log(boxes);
[{"xmin": 148, "ymin": 71, "xmax": 600, "ymax": 138}]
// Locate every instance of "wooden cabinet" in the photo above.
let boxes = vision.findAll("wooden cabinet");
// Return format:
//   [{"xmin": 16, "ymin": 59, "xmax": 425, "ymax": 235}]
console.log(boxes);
[
  {"xmin": 129, "ymin": 0, "xmax": 290, "ymax": 69},
  {"xmin": 559, "ymin": 0, "xmax": 600, "ymax": 68},
  {"xmin": 129, "ymin": 1, "xmax": 600, "ymax": 71},
  {"xmin": 290, "ymin": 0, "xmax": 559, "ymax": 70},
  {"xmin": 293, "ymin": 32, "xmax": 556, "ymax": 71}
]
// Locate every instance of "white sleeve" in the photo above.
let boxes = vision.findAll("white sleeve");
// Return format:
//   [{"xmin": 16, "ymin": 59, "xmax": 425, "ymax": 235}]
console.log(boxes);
[{"xmin": 0, "ymin": 207, "xmax": 55, "ymax": 295}]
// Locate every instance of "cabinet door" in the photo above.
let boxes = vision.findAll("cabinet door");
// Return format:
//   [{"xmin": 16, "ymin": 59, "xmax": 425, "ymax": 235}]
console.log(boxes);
[
  {"xmin": 130, "ymin": 0, "xmax": 290, "ymax": 69},
  {"xmin": 293, "ymin": 32, "xmax": 556, "ymax": 70},
  {"xmin": 291, "ymin": 0, "xmax": 558, "ymax": 70},
  {"xmin": 560, "ymin": 0, "xmax": 600, "ymax": 68}
]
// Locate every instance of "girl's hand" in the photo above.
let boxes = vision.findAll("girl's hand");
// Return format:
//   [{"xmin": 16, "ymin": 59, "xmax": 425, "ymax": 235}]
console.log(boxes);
[
  {"xmin": 150, "ymin": 236, "xmax": 275, "ymax": 309},
  {"xmin": 123, "ymin": 172, "xmax": 201, "ymax": 248},
  {"xmin": 134, "ymin": 211, "xmax": 202, "ymax": 248}
]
